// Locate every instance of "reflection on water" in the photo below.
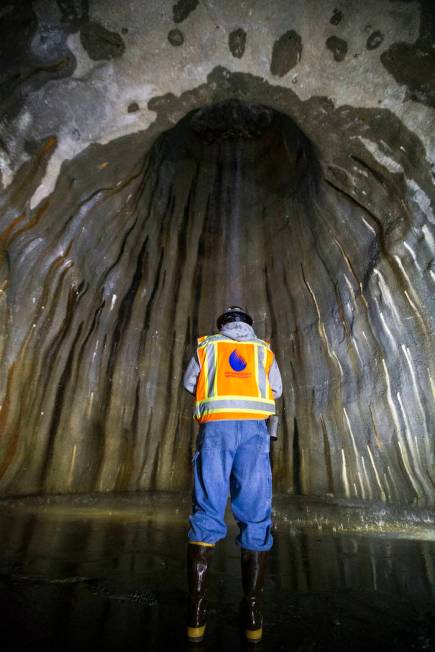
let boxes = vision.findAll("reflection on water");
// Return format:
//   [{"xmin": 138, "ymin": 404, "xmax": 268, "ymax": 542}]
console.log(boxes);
[{"xmin": 0, "ymin": 493, "xmax": 433, "ymax": 651}]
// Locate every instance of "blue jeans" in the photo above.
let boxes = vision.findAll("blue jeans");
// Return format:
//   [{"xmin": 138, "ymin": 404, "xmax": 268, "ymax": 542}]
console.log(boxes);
[{"xmin": 187, "ymin": 419, "xmax": 273, "ymax": 552}]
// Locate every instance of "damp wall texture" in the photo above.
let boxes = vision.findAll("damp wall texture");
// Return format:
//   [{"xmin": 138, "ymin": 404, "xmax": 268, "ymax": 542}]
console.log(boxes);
[{"xmin": 0, "ymin": 0, "xmax": 433, "ymax": 502}]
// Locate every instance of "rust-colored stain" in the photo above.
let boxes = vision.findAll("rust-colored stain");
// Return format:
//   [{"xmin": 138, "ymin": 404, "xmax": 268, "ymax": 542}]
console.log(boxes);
[
  {"xmin": 39, "ymin": 136, "xmax": 58, "ymax": 157},
  {"xmin": 0, "ymin": 211, "xmax": 27, "ymax": 247},
  {"xmin": 19, "ymin": 199, "xmax": 50, "ymax": 234},
  {"xmin": 0, "ymin": 199, "xmax": 50, "ymax": 248},
  {"xmin": 15, "ymin": 58, "xmax": 71, "ymax": 91}
]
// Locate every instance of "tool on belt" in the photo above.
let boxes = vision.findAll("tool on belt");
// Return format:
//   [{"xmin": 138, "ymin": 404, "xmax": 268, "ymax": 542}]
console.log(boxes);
[{"xmin": 266, "ymin": 415, "xmax": 279, "ymax": 441}]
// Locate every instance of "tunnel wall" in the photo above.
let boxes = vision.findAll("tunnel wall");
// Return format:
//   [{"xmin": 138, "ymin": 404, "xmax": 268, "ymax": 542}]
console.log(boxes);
[{"xmin": 0, "ymin": 0, "xmax": 433, "ymax": 503}]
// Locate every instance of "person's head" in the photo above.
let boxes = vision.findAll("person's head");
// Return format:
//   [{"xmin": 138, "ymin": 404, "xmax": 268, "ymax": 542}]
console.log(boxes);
[{"xmin": 216, "ymin": 305, "xmax": 253, "ymax": 330}]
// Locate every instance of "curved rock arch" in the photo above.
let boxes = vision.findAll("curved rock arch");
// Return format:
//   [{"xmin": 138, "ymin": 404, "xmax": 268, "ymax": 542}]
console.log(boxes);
[{"xmin": 0, "ymin": 3, "xmax": 433, "ymax": 504}]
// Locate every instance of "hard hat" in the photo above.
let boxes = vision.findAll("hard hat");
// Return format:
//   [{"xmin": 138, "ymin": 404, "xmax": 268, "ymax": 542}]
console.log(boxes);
[{"xmin": 216, "ymin": 305, "xmax": 253, "ymax": 330}]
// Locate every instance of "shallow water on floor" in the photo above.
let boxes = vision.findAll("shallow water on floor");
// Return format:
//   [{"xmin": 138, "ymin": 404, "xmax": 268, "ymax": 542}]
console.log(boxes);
[{"xmin": 0, "ymin": 493, "xmax": 433, "ymax": 651}]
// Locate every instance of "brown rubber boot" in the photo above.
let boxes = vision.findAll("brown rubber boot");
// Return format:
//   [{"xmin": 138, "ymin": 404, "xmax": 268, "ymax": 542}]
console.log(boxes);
[
  {"xmin": 186, "ymin": 541, "xmax": 215, "ymax": 643},
  {"xmin": 240, "ymin": 548, "xmax": 269, "ymax": 644}
]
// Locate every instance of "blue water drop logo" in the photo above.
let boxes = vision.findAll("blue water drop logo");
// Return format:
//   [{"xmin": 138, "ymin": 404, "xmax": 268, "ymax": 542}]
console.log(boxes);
[{"xmin": 229, "ymin": 349, "xmax": 247, "ymax": 371}]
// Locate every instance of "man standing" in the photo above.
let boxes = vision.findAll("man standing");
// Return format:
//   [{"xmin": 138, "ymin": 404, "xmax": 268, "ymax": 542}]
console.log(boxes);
[{"xmin": 182, "ymin": 306, "xmax": 282, "ymax": 644}]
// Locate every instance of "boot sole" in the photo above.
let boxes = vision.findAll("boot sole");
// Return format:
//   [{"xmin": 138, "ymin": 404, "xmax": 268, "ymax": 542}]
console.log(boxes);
[
  {"xmin": 187, "ymin": 625, "xmax": 206, "ymax": 643},
  {"xmin": 245, "ymin": 627, "xmax": 262, "ymax": 643}
]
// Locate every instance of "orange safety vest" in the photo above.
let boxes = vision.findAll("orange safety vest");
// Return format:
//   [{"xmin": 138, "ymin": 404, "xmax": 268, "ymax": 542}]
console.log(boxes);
[{"xmin": 194, "ymin": 334, "xmax": 276, "ymax": 423}]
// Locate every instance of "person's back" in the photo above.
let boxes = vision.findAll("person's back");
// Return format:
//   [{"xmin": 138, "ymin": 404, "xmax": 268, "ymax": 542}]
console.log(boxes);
[{"xmin": 182, "ymin": 306, "xmax": 282, "ymax": 645}]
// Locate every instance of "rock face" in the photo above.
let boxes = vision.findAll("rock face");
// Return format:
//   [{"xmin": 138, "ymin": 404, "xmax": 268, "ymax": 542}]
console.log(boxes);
[{"xmin": 0, "ymin": 1, "xmax": 433, "ymax": 503}]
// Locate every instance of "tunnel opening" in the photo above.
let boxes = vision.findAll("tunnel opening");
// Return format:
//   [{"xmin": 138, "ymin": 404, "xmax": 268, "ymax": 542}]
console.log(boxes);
[
  {"xmin": 0, "ymin": 88, "xmax": 432, "ymax": 507},
  {"xmin": 151, "ymin": 97, "xmax": 322, "ymax": 354},
  {"xmin": 128, "ymin": 96, "xmax": 323, "ymax": 497}
]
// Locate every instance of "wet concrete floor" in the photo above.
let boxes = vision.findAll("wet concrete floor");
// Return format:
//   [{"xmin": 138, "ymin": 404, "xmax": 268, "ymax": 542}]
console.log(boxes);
[{"xmin": 0, "ymin": 492, "xmax": 434, "ymax": 651}]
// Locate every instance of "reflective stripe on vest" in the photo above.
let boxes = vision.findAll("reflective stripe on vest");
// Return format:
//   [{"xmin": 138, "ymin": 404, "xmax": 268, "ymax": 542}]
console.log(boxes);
[{"xmin": 194, "ymin": 334, "xmax": 275, "ymax": 422}]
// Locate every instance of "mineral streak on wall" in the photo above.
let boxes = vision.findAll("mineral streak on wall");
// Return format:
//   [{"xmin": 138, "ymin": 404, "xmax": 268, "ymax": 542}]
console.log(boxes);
[{"xmin": 0, "ymin": 0, "xmax": 433, "ymax": 502}]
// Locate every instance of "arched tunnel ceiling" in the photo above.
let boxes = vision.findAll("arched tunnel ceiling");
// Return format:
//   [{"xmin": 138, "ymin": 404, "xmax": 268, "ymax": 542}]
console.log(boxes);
[
  {"xmin": 0, "ymin": 0, "xmax": 433, "ymax": 503},
  {"xmin": 1, "ymin": 0, "xmax": 434, "ymax": 203}
]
